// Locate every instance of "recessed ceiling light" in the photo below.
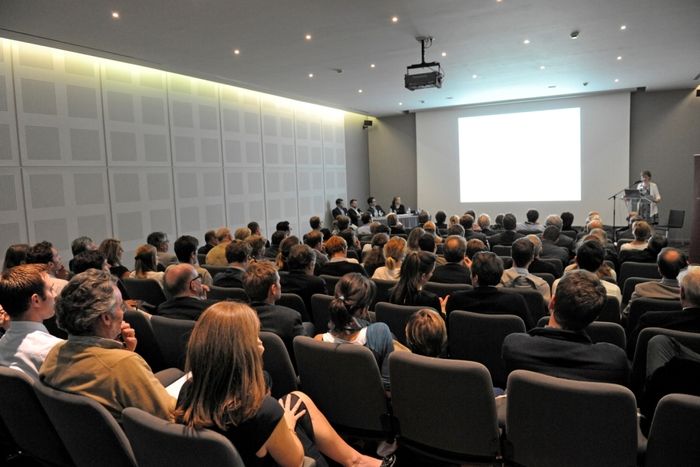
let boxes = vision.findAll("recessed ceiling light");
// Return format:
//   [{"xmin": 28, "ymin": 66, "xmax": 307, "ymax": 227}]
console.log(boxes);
[
  {"xmin": 620, "ymin": 25, "xmax": 627, "ymax": 30},
  {"xmin": 441, "ymin": 52, "xmax": 447, "ymax": 57},
  {"xmin": 305, "ymin": 34, "xmax": 312, "ymax": 40},
  {"xmin": 540, "ymin": 65, "xmax": 546, "ymax": 70},
  {"xmin": 398, "ymin": 102, "xmax": 403, "ymax": 106},
  {"xmin": 614, "ymin": 78, "xmax": 620, "ymax": 83},
  {"xmin": 308, "ymin": 73, "xmax": 314, "ymax": 78},
  {"xmin": 358, "ymin": 89, "xmax": 363, "ymax": 93},
  {"xmin": 370, "ymin": 63, "xmax": 375, "ymax": 68},
  {"xmin": 391, "ymin": 16, "xmax": 399, "ymax": 23},
  {"xmin": 523, "ymin": 39, "xmax": 530, "ymax": 44},
  {"xmin": 617, "ymin": 56, "xmax": 622, "ymax": 60},
  {"xmin": 472, "ymin": 74, "xmax": 478, "ymax": 79},
  {"xmin": 233, "ymin": 49, "xmax": 240, "ymax": 55},
  {"xmin": 111, "ymin": 11, "xmax": 120, "ymax": 19}
]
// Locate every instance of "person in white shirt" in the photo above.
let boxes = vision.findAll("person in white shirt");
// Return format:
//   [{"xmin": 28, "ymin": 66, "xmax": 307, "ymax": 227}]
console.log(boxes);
[{"xmin": 0, "ymin": 264, "xmax": 62, "ymax": 380}]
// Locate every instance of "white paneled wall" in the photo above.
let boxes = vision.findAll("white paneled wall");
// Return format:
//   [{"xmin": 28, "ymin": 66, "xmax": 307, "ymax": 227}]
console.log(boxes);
[{"xmin": 0, "ymin": 38, "xmax": 347, "ymax": 268}]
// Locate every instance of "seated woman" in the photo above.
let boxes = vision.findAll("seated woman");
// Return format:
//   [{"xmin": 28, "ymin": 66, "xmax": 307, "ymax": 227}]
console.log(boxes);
[
  {"xmin": 405, "ymin": 309, "xmax": 447, "ymax": 357},
  {"xmin": 2, "ymin": 243, "xmax": 29, "ymax": 272},
  {"xmin": 389, "ymin": 196, "xmax": 406, "ymax": 215},
  {"xmin": 99, "ymin": 238, "xmax": 130, "ymax": 279},
  {"xmin": 371, "ymin": 236, "xmax": 406, "ymax": 281},
  {"xmin": 128, "ymin": 244, "xmax": 164, "ymax": 288},
  {"xmin": 389, "ymin": 251, "xmax": 445, "ymax": 313},
  {"xmin": 406, "ymin": 227, "xmax": 425, "ymax": 253},
  {"xmin": 362, "ymin": 233, "xmax": 389, "ymax": 277},
  {"xmin": 317, "ymin": 273, "xmax": 395, "ymax": 387},
  {"xmin": 175, "ymin": 302, "xmax": 390, "ymax": 467}
]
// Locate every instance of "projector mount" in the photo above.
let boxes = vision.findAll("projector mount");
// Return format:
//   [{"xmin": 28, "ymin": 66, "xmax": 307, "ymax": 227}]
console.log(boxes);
[{"xmin": 405, "ymin": 36, "xmax": 444, "ymax": 90}]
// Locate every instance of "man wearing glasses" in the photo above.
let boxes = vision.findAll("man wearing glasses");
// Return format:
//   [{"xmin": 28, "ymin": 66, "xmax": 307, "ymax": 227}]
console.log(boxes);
[{"xmin": 157, "ymin": 264, "xmax": 215, "ymax": 320}]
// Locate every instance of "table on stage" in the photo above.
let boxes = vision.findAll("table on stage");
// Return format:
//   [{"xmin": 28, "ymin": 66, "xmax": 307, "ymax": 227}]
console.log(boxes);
[{"xmin": 374, "ymin": 214, "xmax": 420, "ymax": 229}]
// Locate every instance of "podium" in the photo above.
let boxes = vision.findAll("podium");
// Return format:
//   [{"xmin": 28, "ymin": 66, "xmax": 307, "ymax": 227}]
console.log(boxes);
[{"xmin": 624, "ymin": 189, "xmax": 656, "ymax": 222}]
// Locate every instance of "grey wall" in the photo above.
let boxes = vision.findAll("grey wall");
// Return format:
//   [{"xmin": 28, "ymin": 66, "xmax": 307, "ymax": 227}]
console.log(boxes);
[
  {"xmin": 342, "ymin": 113, "xmax": 370, "ymax": 224},
  {"xmin": 630, "ymin": 89, "xmax": 700, "ymax": 242},
  {"xmin": 367, "ymin": 113, "xmax": 417, "ymax": 211}
]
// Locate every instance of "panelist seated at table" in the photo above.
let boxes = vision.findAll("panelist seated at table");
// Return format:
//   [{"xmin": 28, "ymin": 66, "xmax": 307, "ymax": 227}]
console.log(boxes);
[
  {"xmin": 389, "ymin": 196, "xmax": 407, "ymax": 215},
  {"xmin": 367, "ymin": 197, "xmax": 385, "ymax": 217}
]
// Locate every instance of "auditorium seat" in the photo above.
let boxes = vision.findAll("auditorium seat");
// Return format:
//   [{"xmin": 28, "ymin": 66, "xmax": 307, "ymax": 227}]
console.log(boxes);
[
  {"xmin": 260, "ymin": 331, "xmax": 298, "ymax": 399},
  {"xmin": 644, "ymin": 393, "xmax": 700, "ymax": 467},
  {"xmin": 150, "ymin": 316, "xmax": 195, "ymax": 371},
  {"xmin": 207, "ymin": 285, "xmax": 249, "ymax": 302},
  {"xmin": 375, "ymin": 302, "xmax": 433, "ymax": 346}
]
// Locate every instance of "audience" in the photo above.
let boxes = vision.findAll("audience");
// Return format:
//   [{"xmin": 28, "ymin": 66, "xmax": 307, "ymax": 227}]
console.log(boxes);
[
  {"xmin": 0, "ymin": 264, "xmax": 62, "ymax": 379},
  {"xmin": 361, "ymin": 233, "xmax": 389, "ymax": 278},
  {"xmin": 488, "ymin": 213, "xmax": 524, "ymax": 247},
  {"xmin": 318, "ymin": 236, "xmax": 367, "ymax": 277},
  {"xmin": 26, "ymin": 241, "xmax": 68, "ymax": 295},
  {"xmin": 205, "ymin": 227, "xmax": 234, "ymax": 266},
  {"xmin": 502, "ymin": 270, "xmax": 630, "ymax": 385},
  {"xmin": 372, "ymin": 236, "xmax": 406, "ymax": 281},
  {"xmin": 98, "ymin": 238, "xmax": 129, "ymax": 279},
  {"xmin": 197, "ymin": 229, "xmax": 218, "ymax": 255},
  {"xmin": 554, "ymin": 240, "xmax": 622, "ymax": 304},
  {"xmin": 405, "ymin": 309, "xmax": 447, "ymax": 358},
  {"xmin": 174, "ymin": 235, "xmax": 213, "ymax": 287},
  {"xmin": 540, "ymin": 225, "xmax": 571, "ymax": 267},
  {"xmin": 2, "ymin": 243, "xmax": 29, "ymax": 272},
  {"xmin": 517, "ymin": 209, "xmax": 544, "ymax": 233},
  {"xmin": 526, "ymin": 234, "xmax": 559, "ymax": 277},
  {"xmin": 213, "ymin": 241, "xmax": 250, "ymax": 288},
  {"xmin": 389, "ymin": 251, "xmax": 443, "ymax": 312},
  {"xmin": 157, "ymin": 263, "xmax": 213, "ymax": 320},
  {"xmin": 72, "ymin": 250, "xmax": 109, "ymax": 274},
  {"xmin": 460, "ymin": 214, "xmax": 488, "ymax": 244},
  {"xmin": 431, "ymin": 235, "xmax": 470, "ymax": 284},
  {"xmin": 276, "ymin": 236, "xmax": 301, "ymax": 271},
  {"xmin": 619, "ymin": 233, "xmax": 668, "ymax": 264},
  {"xmin": 619, "ymin": 220, "xmax": 651, "ymax": 251},
  {"xmin": 279, "ymin": 244, "xmax": 327, "ymax": 315},
  {"xmin": 40, "ymin": 269, "xmax": 175, "ymax": 421},
  {"xmin": 499, "ymin": 238, "xmax": 551, "ymax": 304},
  {"xmin": 129, "ymin": 244, "xmax": 165, "ymax": 288},
  {"xmin": 69, "ymin": 236, "xmax": 96, "ymax": 273},
  {"xmin": 147, "ymin": 231, "xmax": 177, "ymax": 270}
]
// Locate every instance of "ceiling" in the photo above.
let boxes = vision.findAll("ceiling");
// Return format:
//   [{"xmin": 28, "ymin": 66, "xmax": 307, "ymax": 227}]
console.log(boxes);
[{"xmin": 1, "ymin": 0, "xmax": 699, "ymax": 117}]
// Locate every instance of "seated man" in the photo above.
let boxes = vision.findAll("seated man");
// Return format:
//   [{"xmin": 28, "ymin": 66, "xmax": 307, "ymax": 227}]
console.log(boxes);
[
  {"xmin": 502, "ymin": 270, "xmax": 630, "ymax": 386},
  {"xmin": 619, "ymin": 233, "xmax": 668, "ymax": 264},
  {"xmin": 499, "ymin": 237, "xmax": 551, "ymax": 304},
  {"xmin": 40, "ymin": 269, "xmax": 174, "ymax": 420},
  {"xmin": 553, "ymin": 240, "xmax": 622, "ymax": 304},
  {"xmin": 26, "ymin": 241, "xmax": 68, "ymax": 295},
  {"xmin": 0, "ymin": 264, "xmax": 62, "ymax": 379},
  {"xmin": 431, "ymin": 235, "xmax": 471, "ymax": 284},
  {"xmin": 488, "ymin": 213, "xmax": 524, "ymax": 247},
  {"xmin": 147, "ymin": 231, "xmax": 178, "ymax": 270},
  {"xmin": 517, "ymin": 209, "xmax": 545, "ymax": 233},
  {"xmin": 540, "ymin": 225, "xmax": 571, "ymax": 268},
  {"xmin": 317, "ymin": 236, "xmax": 368, "ymax": 277},
  {"xmin": 157, "ymin": 264, "xmax": 214, "ymax": 320},
  {"xmin": 357, "ymin": 212, "xmax": 373, "ymax": 236},
  {"xmin": 280, "ymin": 244, "xmax": 327, "ymax": 316},
  {"xmin": 526, "ymin": 235, "xmax": 559, "ymax": 277},
  {"xmin": 205, "ymin": 227, "xmax": 234, "ymax": 266},
  {"xmin": 213, "ymin": 241, "xmax": 251, "ymax": 289},
  {"xmin": 628, "ymin": 267, "xmax": 700, "ymax": 355},
  {"xmin": 197, "ymin": 229, "xmax": 218, "ymax": 255},
  {"xmin": 446, "ymin": 251, "xmax": 532, "ymax": 328},
  {"xmin": 460, "ymin": 214, "xmax": 489, "ymax": 246},
  {"xmin": 623, "ymin": 247, "xmax": 685, "ymax": 317},
  {"xmin": 174, "ymin": 235, "xmax": 213, "ymax": 287},
  {"xmin": 243, "ymin": 261, "xmax": 309, "ymax": 354}
]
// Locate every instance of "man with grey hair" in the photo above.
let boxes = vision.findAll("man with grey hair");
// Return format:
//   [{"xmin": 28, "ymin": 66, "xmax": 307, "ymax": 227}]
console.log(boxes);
[
  {"xmin": 432, "ymin": 235, "xmax": 471, "ymax": 284},
  {"xmin": 541, "ymin": 225, "xmax": 571, "ymax": 268},
  {"xmin": 158, "ymin": 263, "xmax": 214, "ymax": 320},
  {"xmin": 545, "ymin": 214, "xmax": 575, "ymax": 253},
  {"xmin": 477, "ymin": 214, "xmax": 496, "ymax": 236},
  {"xmin": 40, "ymin": 269, "xmax": 175, "ymax": 421},
  {"xmin": 526, "ymin": 234, "xmax": 558, "ymax": 277}
]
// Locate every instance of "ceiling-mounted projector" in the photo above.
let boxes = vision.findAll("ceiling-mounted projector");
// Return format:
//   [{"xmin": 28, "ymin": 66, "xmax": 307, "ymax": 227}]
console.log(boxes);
[{"xmin": 405, "ymin": 36, "xmax": 444, "ymax": 91}]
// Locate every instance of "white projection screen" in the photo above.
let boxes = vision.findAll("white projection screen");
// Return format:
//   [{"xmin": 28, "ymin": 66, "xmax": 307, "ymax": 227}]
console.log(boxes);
[{"xmin": 416, "ymin": 93, "xmax": 630, "ymax": 226}]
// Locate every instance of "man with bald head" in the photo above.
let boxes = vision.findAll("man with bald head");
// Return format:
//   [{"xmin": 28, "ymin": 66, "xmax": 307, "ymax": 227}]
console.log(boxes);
[
  {"xmin": 626, "ymin": 248, "xmax": 686, "ymax": 306},
  {"xmin": 431, "ymin": 235, "xmax": 471, "ymax": 284},
  {"xmin": 157, "ymin": 264, "xmax": 214, "ymax": 320}
]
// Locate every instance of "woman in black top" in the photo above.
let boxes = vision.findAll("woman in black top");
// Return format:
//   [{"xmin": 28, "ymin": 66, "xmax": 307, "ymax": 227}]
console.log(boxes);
[{"xmin": 389, "ymin": 251, "xmax": 446, "ymax": 314}]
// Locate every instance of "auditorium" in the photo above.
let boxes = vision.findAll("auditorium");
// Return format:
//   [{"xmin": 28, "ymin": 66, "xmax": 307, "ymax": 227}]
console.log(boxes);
[{"xmin": 1, "ymin": 1, "xmax": 699, "ymax": 466}]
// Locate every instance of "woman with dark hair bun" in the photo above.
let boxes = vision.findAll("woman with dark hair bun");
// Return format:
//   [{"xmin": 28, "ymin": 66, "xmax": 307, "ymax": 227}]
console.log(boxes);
[
  {"xmin": 2, "ymin": 244, "xmax": 29, "ymax": 272},
  {"xmin": 317, "ymin": 273, "xmax": 395, "ymax": 387},
  {"xmin": 389, "ymin": 251, "xmax": 446, "ymax": 313}
]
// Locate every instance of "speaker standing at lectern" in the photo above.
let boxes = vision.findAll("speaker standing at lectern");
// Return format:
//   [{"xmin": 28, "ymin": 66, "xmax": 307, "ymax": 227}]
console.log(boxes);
[{"xmin": 636, "ymin": 170, "xmax": 662, "ymax": 223}]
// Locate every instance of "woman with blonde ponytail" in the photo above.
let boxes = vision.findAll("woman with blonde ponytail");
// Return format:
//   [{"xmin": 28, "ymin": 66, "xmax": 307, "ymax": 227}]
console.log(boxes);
[{"xmin": 371, "ymin": 236, "xmax": 406, "ymax": 281}]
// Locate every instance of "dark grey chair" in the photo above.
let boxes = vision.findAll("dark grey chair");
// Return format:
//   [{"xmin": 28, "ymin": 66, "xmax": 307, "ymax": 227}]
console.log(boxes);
[
  {"xmin": 539, "ymin": 257, "xmax": 564, "ymax": 277},
  {"xmin": 207, "ymin": 285, "xmax": 249, "ymax": 302},
  {"xmin": 505, "ymin": 370, "xmax": 638, "ymax": 467},
  {"xmin": 500, "ymin": 287, "xmax": 546, "ymax": 324},
  {"xmin": 389, "ymin": 352, "xmax": 500, "ymax": 464},
  {"xmin": 278, "ymin": 292, "xmax": 310, "ymax": 322},
  {"xmin": 260, "ymin": 331, "xmax": 298, "ymax": 399},
  {"xmin": 150, "ymin": 315, "xmax": 196, "ymax": 371},
  {"xmin": 374, "ymin": 302, "xmax": 432, "ymax": 346},
  {"xmin": 121, "ymin": 407, "xmax": 245, "ymax": 467},
  {"xmin": 645, "ymin": 393, "xmax": 700, "ymax": 467},
  {"xmin": 319, "ymin": 275, "xmax": 341, "ymax": 294},
  {"xmin": 196, "ymin": 253, "xmax": 207, "ymax": 265},
  {"xmin": 618, "ymin": 261, "xmax": 661, "ymax": 288},
  {"xmin": 293, "ymin": 336, "xmax": 392, "ymax": 439},
  {"xmin": 123, "ymin": 309, "xmax": 166, "ymax": 373},
  {"xmin": 627, "ymin": 297, "xmax": 682, "ymax": 333},
  {"xmin": 310, "ymin": 293, "xmax": 334, "ymax": 333},
  {"xmin": 423, "ymin": 281, "xmax": 472, "ymax": 298},
  {"xmin": 655, "ymin": 209, "xmax": 685, "ymax": 238},
  {"xmin": 621, "ymin": 276, "xmax": 652, "ymax": 308},
  {"xmin": 448, "ymin": 310, "xmax": 525, "ymax": 388},
  {"xmin": 597, "ymin": 296, "xmax": 621, "ymax": 323},
  {"xmin": 492, "ymin": 245, "xmax": 511, "ymax": 256},
  {"xmin": 122, "ymin": 278, "xmax": 167, "ymax": 308},
  {"xmin": 371, "ymin": 278, "xmax": 397, "ymax": 308},
  {"xmin": 200, "ymin": 264, "xmax": 229, "ymax": 277},
  {"xmin": 34, "ymin": 382, "xmax": 137, "ymax": 467},
  {"xmin": 535, "ymin": 316, "xmax": 626, "ymax": 349},
  {"xmin": 531, "ymin": 272, "xmax": 555, "ymax": 289},
  {"xmin": 0, "ymin": 367, "xmax": 73, "ymax": 467}
]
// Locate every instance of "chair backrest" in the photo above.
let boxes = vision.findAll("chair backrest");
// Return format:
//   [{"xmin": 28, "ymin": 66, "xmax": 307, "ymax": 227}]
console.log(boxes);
[
  {"xmin": 534, "ymin": 317, "xmax": 626, "ymax": 349},
  {"xmin": 310, "ymin": 293, "xmax": 334, "ymax": 333},
  {"xmin": 597, "ymin": 296, "xmax": 621, "ymax": 323},
  {"xmin": 207, "ymin": 285, "xmax": 249, "ymax": 302},
  {"xmin": 538, "ymin": 257, "xmax": 564, "ymax": 277},
  {"xmin": 122, "ymin": 278, "xmax": 167, "ymax": 307},
  {"xmin": 621, "ymin": 276, "xmax": 652, "ymax": 307},
  {"xmin": 423, "ymin": 281, "xmax": 472, "ymax": 298},
  {"xmin": 260, "ymin": 331, "xmax": 298, "ymax": 399},
  {"xmin": 492, "ymin": 244, "xmax": 511, "ymax": 256},
  {"xmin": 123, "ymin": 309, "xmax": 166, "ymax": 373},
  {"xmin": 319, "ymin": 274, "xmax": 341, "ymax": 294},
  {"xmin": 627, "ymin": 297, "xmax": 682, "ymax": 333},
  {"xmin": 500, "ymin": 287, "xmax": 547, "ymax": 324},
  {"xmin": 374, "ymin": 302, "xmax": 432, "ymax": 346},
  {"xmin": 389, "ymin": 352, "xmax": 500, "ymax": 462},
  {"xmin": 531, "ymin": 272, "xmax": 555, "ymax": 289},
  {"xmin": 0, "ymin": 368, "xmax": 73, "ymax": 466},
  {"xmin": 200, "ymin": 264, "xmax": 229, "ymax": 277},
  {"xmin": 645, "ymin": 393, "xmax": 700, "ymax": 467},
  {"xmin": 505, "ymin": 369, "xmax": 638, "ymax": 467},
  {"xmin": 448, "ymin": 310, "xmax": 525, "ymax": 388},
  {"xmin": 293, "ymin": 336, "xmax": 391, "ymax": 437},
  {"xmin": 121, "ymin": 407, "xmax": 244, "ymax": 467},
  {"xmin": 630, "ymin": 327, "xmax": 700, "ymax": 397},
  {"xmin": 561, "ymin": 229, "xmax": 577, "ymax": 239},
  {"xmin": 665, "ymin": 209, "xmax": 686, "ymax": 229},
  {"xmin": 278, "ymin": 293, "xmax": 310, "ymax": 322},
  {"xmin": 371, "ymin": 278, "xmax": 397, "ymax": 307},
  {"xmin": 33, "ymin": 382, "xmax": 137, "ymax": 467},
  {"xmin": 499, "ymin": 255, "xmax": 513, "ymax": 269},
  {"xmin": 618, "ymin": 261, "xmax": 661, "ymax": 287},
  {"xmin": 150, "ymin": 315, "xmax": 196, "ymax": 371},
  {"xmin": 196, "ymin": 253, "xmax": 207, "ymax": 265}
]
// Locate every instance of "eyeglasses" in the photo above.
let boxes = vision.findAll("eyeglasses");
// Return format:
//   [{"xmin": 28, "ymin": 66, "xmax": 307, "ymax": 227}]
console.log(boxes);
[{"xmin": 190, "ymin": 274, "xmax": 202, "ymax": 285}]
